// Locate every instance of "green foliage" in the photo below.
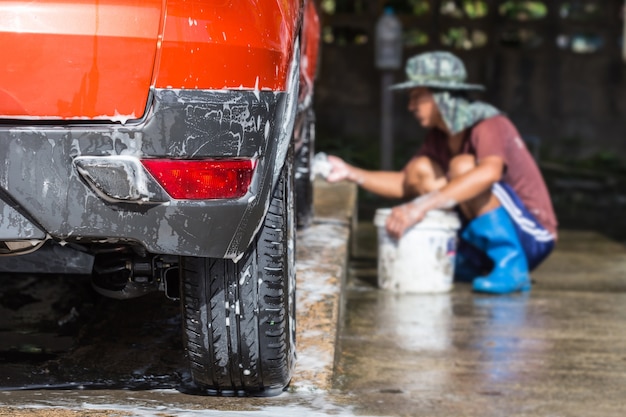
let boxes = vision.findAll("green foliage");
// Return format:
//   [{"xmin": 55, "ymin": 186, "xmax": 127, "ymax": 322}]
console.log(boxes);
[
  {"xmin": 323, "ymin": 26, "xmax": 369, "ymax": 45},
  {"xmin": 463, "ymin": 0, "xmax": 488, "ymax": 18},
  {"xmin": 404, "ymin": 29, "xmax": 429, "ymax": 48},
  {"xmin": 410, "ymin": 0, "xmax": 430, "ymax": 16},
  {"xmin": 321, "ymin": 0, "xmax": 368, "ymax": 15},
  {"xmin": 499, "ymin": 1, "xmax": 547, "ymax": 20},
  {"xmin": 320, "ymin": 0, "xmax": 335, "ymax": 15},
  {"xmin": 441, "ymin": 27, "xmax": 488, "ymax": 49},
  {"xmin": 440, "ymin": 0, "xmax": 489, "ymax": 19}
]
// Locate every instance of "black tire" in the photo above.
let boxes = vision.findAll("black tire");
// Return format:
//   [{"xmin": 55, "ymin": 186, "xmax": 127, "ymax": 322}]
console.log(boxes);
[
  {"xmin": 294, "ymin": 107, "xmax": 315, "ymax": 229},
  {"xmin": 180, "ymin": 151, "xmax": 296, "ymax": 396}
]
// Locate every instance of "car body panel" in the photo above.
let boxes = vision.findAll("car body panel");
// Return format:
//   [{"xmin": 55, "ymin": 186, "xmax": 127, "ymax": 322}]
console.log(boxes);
[
  {"xmin": 0, "ymin": 0, "xmax": 304, "ymax": 121},
  {"xmin": 0, "ymin": 88, "xmax": 293, "ymax": 259},
  {"xmin": 0, "ymin": 200, "xmax": 46, "ymax": 240},
  {"xmin": 155, "ymin": 0, "xmax": 301, "ymax": 91},
  {"xmin": 299, "ymin": 0, "xmax": 320, "ymax": 105},
  {"xmin": 0, "ymin": 0, "xmax": 317, "ymax": 266},
  {"xmin": 0, "ymin": 0, "xmax": 162, "ymax": 120}
]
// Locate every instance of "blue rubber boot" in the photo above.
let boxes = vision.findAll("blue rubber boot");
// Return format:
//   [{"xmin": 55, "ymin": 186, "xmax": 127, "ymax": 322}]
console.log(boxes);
[
  {"xmin": 454, "ymin": 248, "xmax": 484, "ymax": 282},
  {"xmin": 454, "ymin": 239, "xmax": 493, "ymax": 282},
  {"xmin": 461, "ymin": 206, "xmax": 530, "ymax": 294}
]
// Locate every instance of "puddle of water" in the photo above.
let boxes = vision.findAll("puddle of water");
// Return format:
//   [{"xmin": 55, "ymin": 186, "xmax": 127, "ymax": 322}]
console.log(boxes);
[{"xmin": 2, "ymin": 387, "xmax": 372, "ymax": 417}]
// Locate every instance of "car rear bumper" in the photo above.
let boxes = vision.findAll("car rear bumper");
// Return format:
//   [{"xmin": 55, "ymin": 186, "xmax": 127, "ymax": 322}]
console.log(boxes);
[{"xmin": 0, "ymin": 88, "xmax": 292, "ymax": 259}]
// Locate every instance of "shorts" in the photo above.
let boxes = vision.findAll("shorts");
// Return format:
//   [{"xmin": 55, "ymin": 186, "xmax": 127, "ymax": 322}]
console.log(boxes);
[{"xmin": 457, "ymin": 182, "xmax": 555, "ymax": 272}]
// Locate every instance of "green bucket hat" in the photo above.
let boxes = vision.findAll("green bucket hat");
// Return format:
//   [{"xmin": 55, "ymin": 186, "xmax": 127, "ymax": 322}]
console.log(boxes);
[{"xmin": 390, "ymin": 51, "xmax": 484, "ymax": 91}]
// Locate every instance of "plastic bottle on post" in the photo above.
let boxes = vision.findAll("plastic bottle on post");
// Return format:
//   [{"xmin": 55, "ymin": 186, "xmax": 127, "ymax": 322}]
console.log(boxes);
[{"xmin": 375, "ymin": 7, "xmax": 403, "ymax": 71}]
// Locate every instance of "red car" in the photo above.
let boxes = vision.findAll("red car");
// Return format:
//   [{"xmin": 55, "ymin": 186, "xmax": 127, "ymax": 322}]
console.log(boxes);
[{"xmin": 0, "ymin": 0, "xmax": 320, "ymax": 395}]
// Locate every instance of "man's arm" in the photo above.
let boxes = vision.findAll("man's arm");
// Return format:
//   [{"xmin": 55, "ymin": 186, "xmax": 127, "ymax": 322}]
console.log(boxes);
[
  {"xmin": 386, "ymin": 155, "xmax": 504, "ymax": 238},
  {"xmin": 427, "ymin": 155, "xmax": 504, "ymax": 209},
  {"xmin": 326, "ymin": 155, "xmax": 407, "ymax": 199}
]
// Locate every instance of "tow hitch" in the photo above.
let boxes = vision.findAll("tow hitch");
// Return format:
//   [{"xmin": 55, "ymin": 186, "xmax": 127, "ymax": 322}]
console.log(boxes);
[{"xmin": 92, "ymin": 254, "xmax": 180, "ymax": 300}]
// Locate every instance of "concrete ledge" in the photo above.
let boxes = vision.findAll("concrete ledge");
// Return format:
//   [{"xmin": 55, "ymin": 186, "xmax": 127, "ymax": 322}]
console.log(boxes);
[{"xmin": 291, "ymin": 179, "xmax": 357, "ymax": 391}]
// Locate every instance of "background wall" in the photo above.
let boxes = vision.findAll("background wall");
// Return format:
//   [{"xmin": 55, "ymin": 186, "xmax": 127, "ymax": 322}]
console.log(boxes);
[{"xmin": 314, "ymin": 0, "xmax": 626, "ymax": 169}]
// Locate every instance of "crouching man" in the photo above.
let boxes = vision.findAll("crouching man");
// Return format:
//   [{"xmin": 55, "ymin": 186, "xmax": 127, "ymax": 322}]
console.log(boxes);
[{"xmin": 327, "ymin": 51, "xmax": 557, "ymax": 294}]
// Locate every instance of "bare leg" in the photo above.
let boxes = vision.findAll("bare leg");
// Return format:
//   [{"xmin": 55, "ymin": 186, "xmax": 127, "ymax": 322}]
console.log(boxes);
[
  {"xmin": 402, "ymin": 156, "xmax": 447, "ymax": 197},
  {"xmin": 448, "ymin": 154, "xmax": 500, "ymax": 220}
]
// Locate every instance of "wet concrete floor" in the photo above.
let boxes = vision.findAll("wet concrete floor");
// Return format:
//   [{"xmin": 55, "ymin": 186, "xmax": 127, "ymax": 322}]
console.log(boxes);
[
  {"xmin": 0, "ymin": 181, "xmax": 355, "ymax": 416},
  {"xmin": 338, "ymin": 225, "xmax": 626, "ymax": 417},
  {"xmin": 2, "ymin": 181, "xmax": 626, "ymax": 415},
  {"xmin": 337, "ymin": 286, "xmax": 626, "ymax": 416}
]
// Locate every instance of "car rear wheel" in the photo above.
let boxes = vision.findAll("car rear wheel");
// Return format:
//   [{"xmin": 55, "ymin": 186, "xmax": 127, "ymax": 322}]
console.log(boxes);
[{"xmin": 179, "ymin": 151, "xmax": 296, "ymax": 396}]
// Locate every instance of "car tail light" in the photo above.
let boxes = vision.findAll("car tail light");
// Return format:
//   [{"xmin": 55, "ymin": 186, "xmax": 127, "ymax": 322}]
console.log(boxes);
[{"xmin": 141, "ymin": 159, "xmax": 256, "ymax": 200}]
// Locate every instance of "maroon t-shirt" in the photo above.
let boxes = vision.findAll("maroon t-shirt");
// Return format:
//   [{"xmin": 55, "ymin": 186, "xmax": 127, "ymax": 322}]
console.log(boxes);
[{"xmin": 416, "ymin": 115, "xmax": 558, "ymax": 236}]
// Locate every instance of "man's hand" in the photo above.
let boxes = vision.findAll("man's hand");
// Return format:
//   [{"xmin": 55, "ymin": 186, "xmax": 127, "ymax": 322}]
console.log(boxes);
[
  {"xmin": 386, "ymin": 199, "xmax": 427, "ymax": 239},
  {"xmin": 326, "ymin": 155, "xmax": 360, "ymax": 183}
]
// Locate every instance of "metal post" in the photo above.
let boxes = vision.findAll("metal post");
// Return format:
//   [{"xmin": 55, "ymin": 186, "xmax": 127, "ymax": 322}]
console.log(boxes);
[
  {"xmin": 380, "ymin": 72, "xmax": 394, "ymax": 170},
  {"xmin": 375, "ymin": 7, "xmax": 402, "ymax": 171},
  {"xmin": 623, "ymin": 0, "xmax": 626, "ymax": 62}
]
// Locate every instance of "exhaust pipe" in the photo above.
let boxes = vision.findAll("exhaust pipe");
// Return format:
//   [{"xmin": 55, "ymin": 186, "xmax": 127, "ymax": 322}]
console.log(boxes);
[{"xmin": 163, "ymin": 266, "xmax": 180, "ymax": 300}]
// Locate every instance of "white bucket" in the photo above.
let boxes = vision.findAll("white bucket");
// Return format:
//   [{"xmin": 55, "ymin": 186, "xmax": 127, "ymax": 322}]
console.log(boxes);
[{"xmin": 374, "ymin": 208, "xmax": 461, "ymax": 293}]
